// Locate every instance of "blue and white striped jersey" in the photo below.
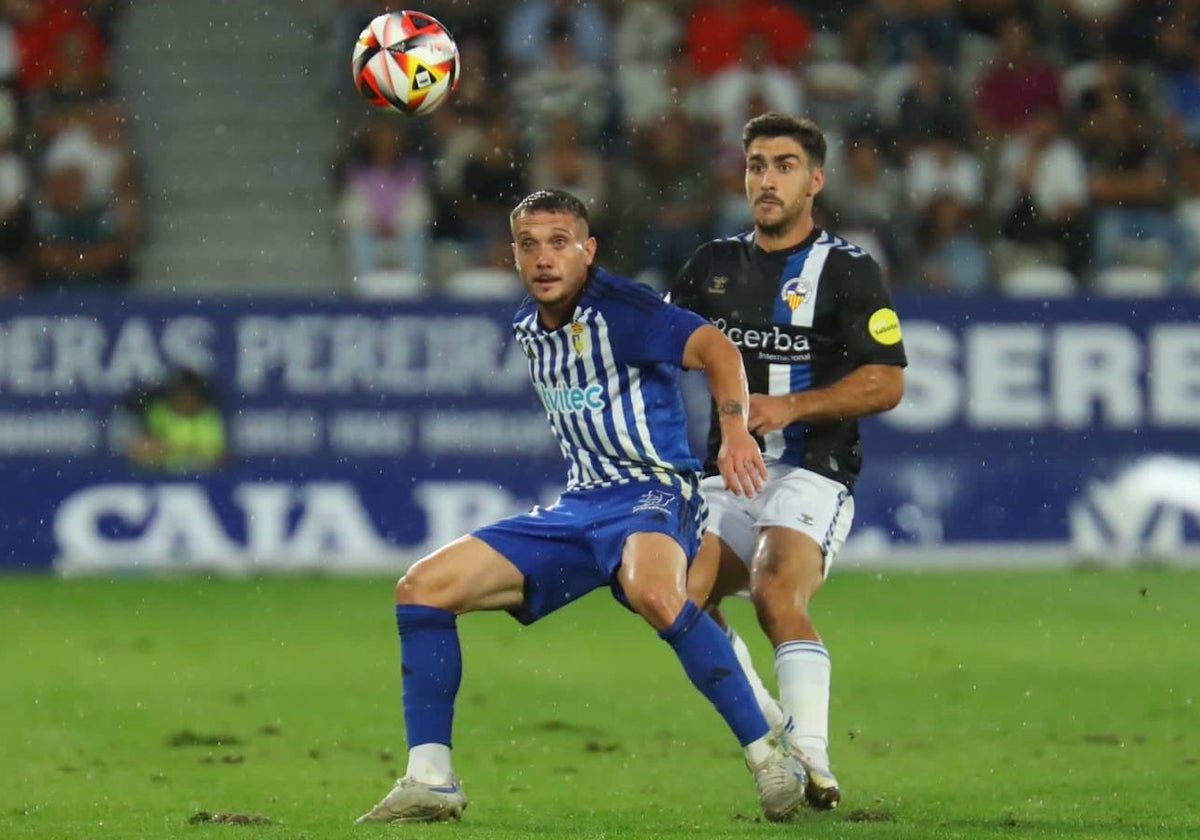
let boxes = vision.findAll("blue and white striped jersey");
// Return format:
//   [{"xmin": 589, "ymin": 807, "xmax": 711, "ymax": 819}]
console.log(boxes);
[{"xmin": 513, "ymin": 268, "xmax": 708, "ymax": 498}]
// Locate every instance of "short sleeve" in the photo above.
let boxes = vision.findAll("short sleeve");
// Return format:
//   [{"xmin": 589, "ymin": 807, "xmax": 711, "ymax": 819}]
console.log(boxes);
[
  {"xmin": 603, "ymin": 286, "xmax": 708, "ymax": 367},
  {"xmin": 837, "ymin": 254, "xmax": 907, "ymax": 367}
]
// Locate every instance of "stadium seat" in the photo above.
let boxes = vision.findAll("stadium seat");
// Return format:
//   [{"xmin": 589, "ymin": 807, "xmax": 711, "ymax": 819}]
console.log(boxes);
[
  {"xmin": 873, "ymin": 64, "xmax": 914, "ymax": 128},
  {"xmin": 1093, "ymin": 266, "xmax": 1170, "ymax": 297},
  {"xmin": 1061, "ymin": 61, "xmax": 1101, "ymax": 113},
  {"xmin": 352, "ymin": 269, "xmax": 426, "ymax": 300},
  {"xmin": 442, "ymin": 267, "xmax": 526, "ymax": 300},
  {"xmin": 999, "ymin": 265, "xmax": 1077, "ymax": 298}
]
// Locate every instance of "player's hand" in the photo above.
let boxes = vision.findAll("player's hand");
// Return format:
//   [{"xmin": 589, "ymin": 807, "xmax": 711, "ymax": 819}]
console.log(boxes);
[
  {"xmin": 716, "ymin": 427, "xmax": 767, "ymax": 498},
  {"xmin": 747, "ymin": 393, "xmax": 795, "ymax": 434}
]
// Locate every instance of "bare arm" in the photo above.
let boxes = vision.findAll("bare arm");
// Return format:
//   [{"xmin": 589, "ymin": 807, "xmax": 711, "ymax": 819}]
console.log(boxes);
[
  {"xmin": 748, "ymin": 364, "xmax": 904, "ymax": 434},
  {"xmin": 681, "ymin": 324, "xmax": 767, "ymax": 496}
]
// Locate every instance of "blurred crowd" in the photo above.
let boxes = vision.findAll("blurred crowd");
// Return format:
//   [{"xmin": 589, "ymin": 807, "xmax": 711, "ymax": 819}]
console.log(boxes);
[
  {"xmin": 0, "ymin": 0, "xmax": 139, "ymax": 295},
  {"xmin": 330, "ymin": 0, "xmax": 1200, "ymax": 298}
]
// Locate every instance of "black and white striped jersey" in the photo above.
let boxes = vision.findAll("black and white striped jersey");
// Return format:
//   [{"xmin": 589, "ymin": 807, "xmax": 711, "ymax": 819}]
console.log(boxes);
[{"xmin": 669, "ymin": 228, "xmax": 907, "ymax": 489}]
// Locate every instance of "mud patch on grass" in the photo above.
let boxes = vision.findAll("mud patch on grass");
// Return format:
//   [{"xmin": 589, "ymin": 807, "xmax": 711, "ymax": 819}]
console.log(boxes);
[
  {"xmin": 166, "ymin": 729, "xmax": 242, "ymax": 748},
  {"xmin": 846, "ymin": 807, "xmax": 894, "ymax": 822},
  {"xmin": 189, "ymin": 811, "xmax": 271, "ymax": 825}
]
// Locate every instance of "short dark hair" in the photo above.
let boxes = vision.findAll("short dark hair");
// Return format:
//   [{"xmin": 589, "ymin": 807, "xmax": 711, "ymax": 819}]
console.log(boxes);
[
  {"xmin": 742, "ymin": 113, "xmax": 827, "ymax": 167},
  {"xmin": 510, "ymin": 189, "xmax": 590, "ymax": 228}
]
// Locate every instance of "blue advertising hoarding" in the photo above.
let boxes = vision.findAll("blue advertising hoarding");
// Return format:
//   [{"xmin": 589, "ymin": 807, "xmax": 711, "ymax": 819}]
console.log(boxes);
[{"xmin": 0, "ymin": 294, "xmax": 1198, "ymax": 573}]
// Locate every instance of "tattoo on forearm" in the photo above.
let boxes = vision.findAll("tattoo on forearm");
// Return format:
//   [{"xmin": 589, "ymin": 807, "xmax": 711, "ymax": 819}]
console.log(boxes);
[{"xmin": 719, "ymin": 400, "xmax": 744, "ymax": 417}]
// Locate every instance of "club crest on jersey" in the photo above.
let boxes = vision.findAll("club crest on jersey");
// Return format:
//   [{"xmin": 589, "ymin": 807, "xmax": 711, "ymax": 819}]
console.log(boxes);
[
  {"xmin": 780, "ymin": 277, "xmax": 812, "ymax": 311},
  {"xmin": 632, "ymin": 488, "xmax": 674, "ymax": 517},
  {"xmin": 570, "ymin": 321, "xmax": 586, "ymax": 354}
]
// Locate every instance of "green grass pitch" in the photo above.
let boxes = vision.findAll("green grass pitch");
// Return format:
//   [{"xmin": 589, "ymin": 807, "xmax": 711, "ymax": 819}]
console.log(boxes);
[{"xmin": 2, "ymin": 567, "xmax": 1197, "ymax": 839}]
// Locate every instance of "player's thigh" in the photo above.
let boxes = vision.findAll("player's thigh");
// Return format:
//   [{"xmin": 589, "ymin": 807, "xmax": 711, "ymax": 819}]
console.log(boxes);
[
  {"xmin": 751, "ymin": 526, "xmax": 827, "ymax": 605},
  {"xmin": 397, "ymin": 535, "xmax": 525, "ymax": 614},
  {"xmin": 755, "ymin": 468, "xmax": 854, "ymax": 580},
  {"xmin": 617, "ymin": 531, "xmax": 689, "ymax": 630},
  {"xmin": 686, "ymin": 532, "xmax": 751, "ymax": 606}
]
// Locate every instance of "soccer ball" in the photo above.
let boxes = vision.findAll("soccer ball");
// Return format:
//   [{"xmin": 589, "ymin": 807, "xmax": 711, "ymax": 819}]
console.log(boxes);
[{"xmin": 352, "ymin": 11, "xmax": 460, "ymax": 116}]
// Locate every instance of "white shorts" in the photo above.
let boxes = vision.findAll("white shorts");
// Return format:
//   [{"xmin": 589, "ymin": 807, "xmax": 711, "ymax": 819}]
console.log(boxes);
[{"xmin": 702, "ymin": 464, "xmax": 854, "ymax": 576}]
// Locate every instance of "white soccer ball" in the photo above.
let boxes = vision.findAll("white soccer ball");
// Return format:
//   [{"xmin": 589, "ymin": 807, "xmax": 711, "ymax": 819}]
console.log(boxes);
[{"xmin": 351, "ymin": 11, "xmax": 460, "ymax": 116}]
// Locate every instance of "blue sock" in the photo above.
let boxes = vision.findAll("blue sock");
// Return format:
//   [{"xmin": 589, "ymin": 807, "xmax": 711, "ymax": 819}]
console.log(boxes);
[
  {"xmin": 395, "ymin": 604, "xmax": 461, "ymax": 749},
  {"xmin": 659, "ymin": 600, "xmax": 770, "ymax": 746}
]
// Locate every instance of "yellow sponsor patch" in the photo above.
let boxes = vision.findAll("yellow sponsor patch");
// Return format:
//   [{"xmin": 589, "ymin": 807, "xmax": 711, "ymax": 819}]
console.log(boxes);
[{"xmin": 868, "ymin": 307, "xmax": 902, "ymax": 345}]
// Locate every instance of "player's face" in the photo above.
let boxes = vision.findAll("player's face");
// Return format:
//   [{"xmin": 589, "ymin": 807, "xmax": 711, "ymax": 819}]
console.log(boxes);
[
  {"xmin": 745, "ymin": 137, "xmax": 824, "ymax": 239},
  {"xmin": 511, "ymin": 210, "xmax": 597, "ymax": 324}
]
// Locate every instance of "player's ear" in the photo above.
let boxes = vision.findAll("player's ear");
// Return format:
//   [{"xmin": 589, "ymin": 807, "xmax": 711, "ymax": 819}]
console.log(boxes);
[
  {"xmin": 809, "ymin": 166, "xmax": 825, "ymax": 198},
  {"xmin": 582, "ymin": 235, "xmax": 597, "ymax": 266}
]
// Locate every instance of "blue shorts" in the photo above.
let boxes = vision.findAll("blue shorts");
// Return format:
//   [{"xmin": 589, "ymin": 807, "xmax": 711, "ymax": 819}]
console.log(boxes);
[{"xmin": 472, "ymin": 482, "xmax": 706, "ymax": 625}]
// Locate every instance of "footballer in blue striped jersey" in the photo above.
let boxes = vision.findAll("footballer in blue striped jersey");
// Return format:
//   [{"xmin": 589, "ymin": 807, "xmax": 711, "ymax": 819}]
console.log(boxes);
[
  {"xmin": 358, "ymin": 190, "xmax": 812, "ymax": 826},
  {"xmin": 670, "ymin": 114, "xmax": 907, "ymax": 812}
]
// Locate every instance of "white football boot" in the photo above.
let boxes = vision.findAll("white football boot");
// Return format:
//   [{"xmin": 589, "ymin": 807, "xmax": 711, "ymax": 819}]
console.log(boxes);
[{"xmin": 355, "ymin": 776, "xmax": 467, "ymax": 823}]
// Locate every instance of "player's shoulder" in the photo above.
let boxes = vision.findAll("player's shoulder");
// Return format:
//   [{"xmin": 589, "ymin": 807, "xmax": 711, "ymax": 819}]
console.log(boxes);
[
  {"xmin": 703, "ymin": 230, "xmax": 756, "ymax": 260},
  {"xmin": 814, "ymin": 229, "xmax": 874, "ymax": 263},
  {"xmin": 586, "ymin": 267, "xmax": 664, "ymax": 313},
  {"xmin": 813, "ymin": 229, "xmax": 884, "ymax": 283}
]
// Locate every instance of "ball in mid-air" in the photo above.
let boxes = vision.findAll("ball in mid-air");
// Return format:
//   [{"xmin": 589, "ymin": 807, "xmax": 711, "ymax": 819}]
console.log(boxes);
[{"xmin": 352, "ymin": 11, "xmax": 460, "ymax": 116}]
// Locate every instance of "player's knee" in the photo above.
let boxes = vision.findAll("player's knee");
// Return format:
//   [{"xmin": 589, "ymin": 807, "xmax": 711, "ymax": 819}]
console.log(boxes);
[
  {"xmin": 394, "ymin": 562, "xmax": 444, "ymax": 607},
  {"xmin": 749, "ymin": 574, "xmax": 810, "ymax": 620},
  {"xmin": 627, "ymin": 585, "xmax": 685, "ymax": 631}
]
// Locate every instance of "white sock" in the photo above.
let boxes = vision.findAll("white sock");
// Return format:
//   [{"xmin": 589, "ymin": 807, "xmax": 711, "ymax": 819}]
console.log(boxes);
[
  {"xmin": 726, "ymin": 625, "xmax": 787, "ymax": 733},
  {"xmin": 743, "ymin": 734, "xmax": 774, "ymax": 766},
  {"xmin": 405, "ymin": 743, "xmax": 453, "ymax": 785},
  {"xmin": 775, "ymin": 640, "xmax": 831, "ymax": 768}
]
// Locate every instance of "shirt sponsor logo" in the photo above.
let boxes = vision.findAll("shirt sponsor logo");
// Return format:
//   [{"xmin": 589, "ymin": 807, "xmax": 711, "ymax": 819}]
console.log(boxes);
[
  {"xmin": 868, "ymin": 308, "xmax": 902, "ymax": 346},
  {"xmin": 711, "ymin": 318, "xmax": 811, "ymax": 354},
  {"xmin": 535, "ymin": 383, "xmax": 605, "ymax": 413}
]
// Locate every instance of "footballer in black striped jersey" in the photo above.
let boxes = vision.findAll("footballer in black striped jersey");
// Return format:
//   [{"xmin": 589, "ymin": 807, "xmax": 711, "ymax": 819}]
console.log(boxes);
[{"xmin": 669, "ymin": 114, "xmax": 907, "ymax": 811}]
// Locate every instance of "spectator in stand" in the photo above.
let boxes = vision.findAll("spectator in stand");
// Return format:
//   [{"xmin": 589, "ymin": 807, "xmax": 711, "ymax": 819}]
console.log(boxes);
[
  {"xmin": 685, "ymin": 0, "xmax": 811, "ymax": 78},
  {"xmin": 0, "ymin": 90, "xmax": 30, "ymax": 285},
  {"xmin": 914, "ymin": 193, "xmax": 990, "ymax": 294},
  {"xmin": 510, "ymin": 14, "xmax": 611, "ymax": 150},
  {"xmin": 1154, "ymin": 0, "xmax": 1200, "ymax": 73},
  {"xmin": 502, "ymin": 0, "xmax": 610, "ymax": 71},
  {"xmin": 613, "ymin": 0, "xmax": 684, "ymax": 130},
  {"xmin": 958, "ymin": 0, "xmax": 1037, "ymax": 40},
  {"xmin": 905, "ymin": 120, "xmax": 984, "ymax": 218},
  {"xmin": 876, "ymin": 0, "xmax": 961, "ymax": 66},
  {"xmin": 993, "ymin": 105, "xmax": 1090, "ymax": 278},
  {"xmin": 124, "ymin": 368, "xmax": 226, "ymax": 474},
  {"xmin": 618, "ymin": 108, "xmax": 714, "ymax": 288},
  {"xmin": 1053, "ymin": 0, "xmax": 1132, "ymax": 62},
  {"xmin": 1164, "ymin": 39, "xmax": 1200, "ymax": 151},
  {"xmin": 528, "ymin": 116, "xmax": 609, "ymax": 237},
  {"xmin": 31, "ymin": 140, "xmax": 136, "ymax": 290},
  {"xmin": 824, "ymin": 128, "xmax": 908, "ymax": 283},
  {"xmin": 3, "ymin": 0, "xmax": 107, "ymax": 96},
  {"xmin": 1081, "ymin": 85, "xmax": 1196, "ymax": 290},
  {"xmin": 457, "ymin": 110, "xmax": 528, "ymax": 263},
  {"xmin": 338, "ymin": 117, "xmax": 433, "ymax": 282},
  {"xmin": 972, "ymin": 15, "xmax": 1061, "ymax": 141},
  {"xmin": 894, "ymin": 45, "xmax": 970, "ymax": 159},
  {"xmin": 26, "ymin": 25, "xmax": 112, "ymax": 141},
  {"xmin": 704, "ymin": 32, "xmax": 805, "ymax": 154},
  {"xmin": 1175, "ymin": 142, "xmax": 1200, "ymax": 269}
]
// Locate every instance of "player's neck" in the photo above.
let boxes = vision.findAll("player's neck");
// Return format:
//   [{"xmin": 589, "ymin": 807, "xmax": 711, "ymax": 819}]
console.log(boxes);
[
  {"xmin": 537, "ymin": 300, "xmax": 576, "ymax": 331},
  {"xmin": 754, "ymin": 217, "xmax": 816, "ymax": 253}
]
